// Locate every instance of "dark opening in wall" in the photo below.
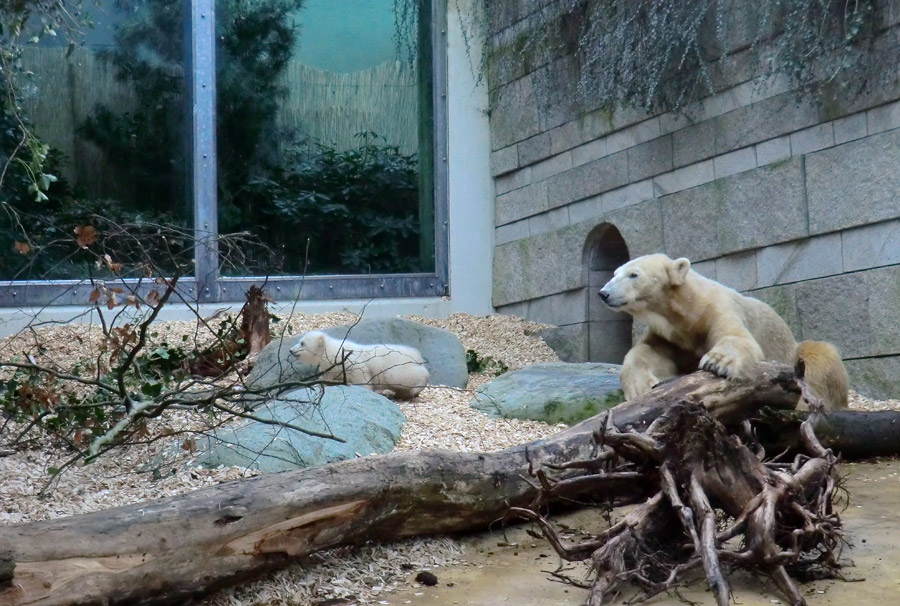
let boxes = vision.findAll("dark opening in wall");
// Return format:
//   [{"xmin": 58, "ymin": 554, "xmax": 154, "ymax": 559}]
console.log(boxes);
[{"xmin": 585, "ymin": 223, "xmax": 631, "ymax": 363}]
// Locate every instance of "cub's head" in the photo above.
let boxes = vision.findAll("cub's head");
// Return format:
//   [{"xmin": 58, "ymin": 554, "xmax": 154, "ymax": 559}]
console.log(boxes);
[
  {"xmin": 598, "ymin": 254, "xmax": 691, "ymax": 315},
  {"xmin": 289, "ymin": 330, "xmax": 326, "ymax": 364}
]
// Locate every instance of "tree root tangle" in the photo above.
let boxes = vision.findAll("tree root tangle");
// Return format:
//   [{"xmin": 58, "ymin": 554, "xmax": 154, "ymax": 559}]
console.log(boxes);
[{"xmin": 511, "ymin": 394, "xmax": 843, "ymax": 606}]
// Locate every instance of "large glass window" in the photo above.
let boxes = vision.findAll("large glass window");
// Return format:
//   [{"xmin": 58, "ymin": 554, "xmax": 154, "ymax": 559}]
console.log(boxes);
[
  {"xmin": 217, "ymin": 0, "xmax": 435, "ymax": 277},
  {"xmin": 2, "ymin": 1, "xmax": 189, "ymax": 282},
  {"xmin": 0, "ymin": 0, "xmax": 446, "ymax": 305}
]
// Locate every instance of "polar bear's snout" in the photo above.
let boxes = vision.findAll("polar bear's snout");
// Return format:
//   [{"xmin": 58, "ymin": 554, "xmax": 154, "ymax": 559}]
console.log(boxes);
[{"xmin": 599, "ymin": 276, "xmax": 629, "ymax": 309}]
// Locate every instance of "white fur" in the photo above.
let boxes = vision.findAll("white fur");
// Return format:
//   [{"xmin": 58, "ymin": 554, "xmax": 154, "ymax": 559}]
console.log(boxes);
[{"xmin": 289, "ymin": 330, "xmax": 429, "ymax": 399}]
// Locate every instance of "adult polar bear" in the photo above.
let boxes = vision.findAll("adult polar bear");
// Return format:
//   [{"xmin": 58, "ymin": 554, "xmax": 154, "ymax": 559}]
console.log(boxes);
[{"xmin": 599, "ymin": 253, "xmax": 849, "ymax": 409}]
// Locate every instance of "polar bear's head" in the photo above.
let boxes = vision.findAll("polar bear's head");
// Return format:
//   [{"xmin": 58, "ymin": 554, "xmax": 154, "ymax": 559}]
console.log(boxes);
[
  {"xmin": 599, "ymin": 254, "xmax": 691, "ymax": 314},
  {"xmin": 289, "ymin": 330, "xmax": 327, "ymax": 365}
]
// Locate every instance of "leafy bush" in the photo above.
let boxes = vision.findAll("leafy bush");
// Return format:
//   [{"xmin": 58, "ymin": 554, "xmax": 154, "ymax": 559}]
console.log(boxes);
[
  {"xmin": 466, "ymin": 349, "xmax": 509, "ymax": 377},
  {"xmin": 235, "ymin": 132, "xmax": 421, "ymax": 275}
]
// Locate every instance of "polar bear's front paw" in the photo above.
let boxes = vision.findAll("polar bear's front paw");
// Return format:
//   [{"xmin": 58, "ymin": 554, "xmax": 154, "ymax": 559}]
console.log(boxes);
[
  {"xmin": 700, "ymin": 343, "xmax": 756, "ymax": 381},
  {"xmin": 621, "ymin": 369, "xmax": 660, "ymax": 400}
]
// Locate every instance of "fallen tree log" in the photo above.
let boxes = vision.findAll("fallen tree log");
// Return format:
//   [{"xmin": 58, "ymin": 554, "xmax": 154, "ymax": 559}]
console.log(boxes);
[
  {"xmin": 756, "ymin": 409, "xmax": 900, "ymax": 459},
  {"xmin": 0, "ymin": 363, "xmax": 865, "ymax": 606}
]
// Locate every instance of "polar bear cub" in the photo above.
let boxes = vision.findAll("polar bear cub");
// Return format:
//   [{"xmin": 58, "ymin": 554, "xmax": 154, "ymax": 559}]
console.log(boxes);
[{"xmin": 290, "ymin": 330, "xmax": 429, "ymax": 399}]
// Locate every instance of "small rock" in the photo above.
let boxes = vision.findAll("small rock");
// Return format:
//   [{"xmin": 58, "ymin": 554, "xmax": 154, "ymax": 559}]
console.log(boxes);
[{"xmin": 471, "ymin": 362, "xmax": 623, "ymax": 424}]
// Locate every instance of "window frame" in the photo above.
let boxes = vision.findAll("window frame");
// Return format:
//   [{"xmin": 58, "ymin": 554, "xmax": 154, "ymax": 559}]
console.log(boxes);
[{"xmin": 0, "ymin": 0, "xmax": 448, "ymax": 308}]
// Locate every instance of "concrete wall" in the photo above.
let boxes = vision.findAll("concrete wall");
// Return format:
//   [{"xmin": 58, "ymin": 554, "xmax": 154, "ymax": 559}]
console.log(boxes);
[{"xmin": 488, "ymin": 0, "xmax": 900, "ymax": 398}]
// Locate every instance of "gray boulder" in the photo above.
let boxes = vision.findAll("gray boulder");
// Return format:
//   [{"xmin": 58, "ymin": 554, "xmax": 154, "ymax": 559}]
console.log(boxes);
[
  {"xmin": 471, "ymin": 362, "xmax": 624, "ymax": 425},
  {"xmin": 193, "ymin": 385, "xmax": 405, "ymax": 472},
  {"xmin": 246, "ymin": 317, "xmax": 468, "ymax": 392}
]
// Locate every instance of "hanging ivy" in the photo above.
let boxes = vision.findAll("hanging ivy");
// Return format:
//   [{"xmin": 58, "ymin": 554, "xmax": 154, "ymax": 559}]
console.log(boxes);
[{"xmin": 464, "ymin": 0, "xmax": 890, "ymax": 114}]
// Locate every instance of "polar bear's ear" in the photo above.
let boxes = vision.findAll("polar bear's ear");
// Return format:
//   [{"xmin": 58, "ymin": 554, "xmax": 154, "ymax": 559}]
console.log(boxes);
[{"xmin": 668, "ymin": 257, "xmax": 691, "ymax": 285}]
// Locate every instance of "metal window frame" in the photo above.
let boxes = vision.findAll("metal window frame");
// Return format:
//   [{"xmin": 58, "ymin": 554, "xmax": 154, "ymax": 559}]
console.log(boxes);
[{"xmin": 0, "ymin": 0, "xmax": 449, "ymax": 308}]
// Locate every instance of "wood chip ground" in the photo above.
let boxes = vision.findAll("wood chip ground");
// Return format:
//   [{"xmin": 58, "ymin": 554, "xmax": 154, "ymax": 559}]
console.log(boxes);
[{"xmin": 0, "ymin": 312, "xmax": 896, "ymax": 605}]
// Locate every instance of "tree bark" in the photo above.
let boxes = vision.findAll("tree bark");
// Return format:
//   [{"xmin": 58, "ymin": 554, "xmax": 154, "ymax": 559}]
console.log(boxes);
[
  {"xmin": 0, "ymin": 363, "xmax": 849, "ymax": 606},
  {"xmin": 187, "ymin": 285, "xmax": 270, "ymax": 377},
  {"xmin": 756, "ymin": 409, "xmax": 900, "ymax": 459}
]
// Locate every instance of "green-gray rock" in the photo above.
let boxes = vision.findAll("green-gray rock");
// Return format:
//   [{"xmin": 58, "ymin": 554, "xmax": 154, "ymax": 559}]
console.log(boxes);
[
  {"xmin": 192, "ymin": 385, "xmax": 405, "ymax": 472},
  {"xmin": 246, "ymin": 317, "xmax": 468, "ymax": 393},
  {"xmin": 471, "ymin": 362, "xmax": 623, "ymax": 425}
]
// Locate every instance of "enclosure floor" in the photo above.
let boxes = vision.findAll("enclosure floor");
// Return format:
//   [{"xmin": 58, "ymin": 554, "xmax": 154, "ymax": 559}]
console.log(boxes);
[{"xmin": 379, "ymin": 458, "xmax": 900, "ymax": 606}]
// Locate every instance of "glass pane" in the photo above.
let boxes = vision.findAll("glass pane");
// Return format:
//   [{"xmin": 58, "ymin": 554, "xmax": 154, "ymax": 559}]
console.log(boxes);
[
  {"xmin": 1, "ymin": 1, "xmax": 190, "ymax": 281},
  {"xmin": 218, "ymin": 0, "xmax": 435, "ymax": 276}
]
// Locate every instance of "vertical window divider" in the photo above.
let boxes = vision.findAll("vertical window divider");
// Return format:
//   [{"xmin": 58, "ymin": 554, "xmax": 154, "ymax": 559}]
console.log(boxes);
[
  {"xmin": 186, "ymin": 0, "xmax": 219, "ymax": 302},
  {"xmin": 432, "ymin": 0, "xmax": 450, "ymax": 295}
]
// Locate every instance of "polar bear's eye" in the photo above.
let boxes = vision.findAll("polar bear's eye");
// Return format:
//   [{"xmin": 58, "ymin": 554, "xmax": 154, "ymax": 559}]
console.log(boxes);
[{"xmin": 628, "ymin": 272, "xmax": 638, "ymax": 279}]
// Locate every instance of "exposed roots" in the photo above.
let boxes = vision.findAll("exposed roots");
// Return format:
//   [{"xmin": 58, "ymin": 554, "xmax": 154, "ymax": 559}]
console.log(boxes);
[{"xmin": 510, "ymin": 395, "xmax": 843, "ymax": 606}]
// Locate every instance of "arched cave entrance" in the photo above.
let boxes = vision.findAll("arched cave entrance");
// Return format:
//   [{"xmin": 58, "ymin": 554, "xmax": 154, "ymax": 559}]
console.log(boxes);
[{"xmin": 584, "ymin": 223, "xmax": 632, "ymax": 363}]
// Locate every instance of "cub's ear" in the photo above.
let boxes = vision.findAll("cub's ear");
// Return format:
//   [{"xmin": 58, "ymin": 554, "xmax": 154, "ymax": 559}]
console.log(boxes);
[{"xmin": 668, "ymin": 257, "xmax": 691, "ymax": 286}]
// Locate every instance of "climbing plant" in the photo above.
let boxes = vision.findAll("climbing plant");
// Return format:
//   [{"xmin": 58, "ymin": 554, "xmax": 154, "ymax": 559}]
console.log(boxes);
[{"xmin": 462, "ymin": 0, "xmax": 889, "ymax": 114}]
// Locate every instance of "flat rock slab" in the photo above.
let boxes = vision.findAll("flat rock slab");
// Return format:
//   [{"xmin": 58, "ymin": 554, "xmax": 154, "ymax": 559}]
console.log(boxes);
[
  {"xmin": 245, "ymin": 317, "xmax": 468, "ymax": 393},
  {"xmin": 471, "ymin": 362, "xmax": 624, "ymax": 425},
  {"xmin": 193, "ymin": 385, "xmax": 405, "ymax": 472}
]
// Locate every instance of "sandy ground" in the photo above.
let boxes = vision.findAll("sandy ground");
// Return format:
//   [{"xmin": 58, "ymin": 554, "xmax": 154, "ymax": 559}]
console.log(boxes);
[{"xmin": 376, "ymin": 458, "xmax": 900, "ymax": 606}]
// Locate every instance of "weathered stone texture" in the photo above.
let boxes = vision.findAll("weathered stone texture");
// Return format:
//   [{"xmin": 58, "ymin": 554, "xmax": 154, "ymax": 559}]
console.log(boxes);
[
  {"xmin": 673, "ymin": 121, "xmax": 716, "ymax": 168},
  {"xmin": 866, "ymin": 265, "xmax": 900, "ymax": 355},
  {"xmin": 528, "ymin": 205, "xmax": 569, "ymax": 234},
  {"xmin": 532, "ymin": 150, "xmax": 572, "ymax": 182},
  {"xmin": 832, "ymin": 113, "xmax": 868, "ymax": 145},
  {"xmin": 495, "ymin": 220, "xmax": 530, "ymax": 246},
  {"xmin": 495, "ymin": 166, "xmax": 532, "ymax": 196},
  {"xmin": 755, "ymin": 135, "xmax": 790, "ymax": 166},
  {"xmin": 602, "ymin": 180, "xmax": 654, "ymax": 213},
  {"xmin": 845, "ymin": 356, "xmax": 900, "ymax": 400},
  {"xmin": 517, "ymin": 132, "xmax": 551, "ymax": 166},
  {"xmin": 525, "ymin": 288, "xmax": 588, "ymax": 327},
  {"xmin": 714, "ymin": 93, "xmax": 820, "ymax": 155},
  {"xmin": 545, "ymin": 150, "xmax": 628, "ymax": 207},
  {"xmin": 716, "ymin": 250, "xmax": 759, "ymax": 292},
  {"xmin": 496, "ymin": 181, "xmax": 548, "ymax": 225},
  {"xmin": 600, "ymin": 199, "xmax": 665, "ymax": 258},
  {"xmin": 490, "ymin": 145, "xmax": 519, "ymax": 176},
  {"xmin": 490, "ymin": 75, "xmax": 541, "ymax": 151},
  {"xmin": 793, "ymin": 272, "xmax": 872, "ymax": 358},
  {"xmin": 537, "ymin": 323, "xmax": 589, "ymax": 362},
  {"xmin": 713, "ymin": 147, "xmax": 757, "ymax": 179},
  {"xmin": 653, "ymin": 159, "xmax": 714, "ymax": 196},
  {"xmin": 627, "ymin": 135, "xmax": 673, "ymax": 182},
  {"xmin": 789, "ymin": 123, "xmax": 834, "ymax": 156},
  {"xmin": 492, "ymin": 222, "xmax": 592, "ymax": 306},
  {"xmin": 749, "ymin": 285, "xmax": 801, "ymax": 338},
  {"xmin": 756, "ymin": 233, "xmax": 843, "ymax": 287},
  {"xmin": 841, "ymin": 219, "xmax": 900, "ymax": 272},
  {"xmin": 806, "ymin": 128, "xmax": 900, "ymax": 234},
  {"xmin": 661, "ymin": 159, "xmax": 807, "ymax": 261},
  {"xmin": 588, "ymin": 319, "xmax": 633, "ymax": 364}
]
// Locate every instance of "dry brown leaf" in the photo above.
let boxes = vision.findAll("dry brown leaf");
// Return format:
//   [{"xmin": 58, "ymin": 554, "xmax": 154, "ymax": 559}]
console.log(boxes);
[{"xmin": 74, "ymin": 225, "xmax": 97, "ymax": 248}]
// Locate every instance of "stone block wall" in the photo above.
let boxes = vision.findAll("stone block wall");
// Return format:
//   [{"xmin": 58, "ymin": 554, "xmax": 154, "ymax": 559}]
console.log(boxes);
[{"xmin": 487, "ymin": 0, "xmax": 900, "ymax": 398}]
